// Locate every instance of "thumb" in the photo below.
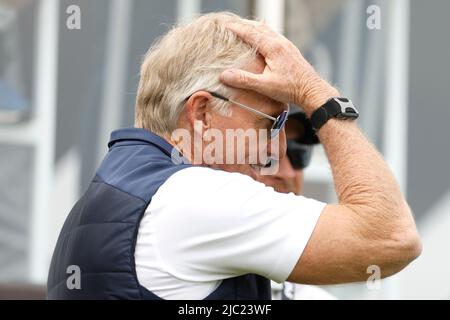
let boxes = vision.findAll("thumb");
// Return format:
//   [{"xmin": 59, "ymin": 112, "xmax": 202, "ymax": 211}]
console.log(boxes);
[{"xmin": 220, "ymin": 69, "xmax": 267, "ymax": 93}]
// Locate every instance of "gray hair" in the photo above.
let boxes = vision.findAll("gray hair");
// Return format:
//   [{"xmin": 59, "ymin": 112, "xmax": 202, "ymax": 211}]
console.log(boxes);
[{"xmin": 134, "ymin": 12, "xmax": 258, "ymax": 136}]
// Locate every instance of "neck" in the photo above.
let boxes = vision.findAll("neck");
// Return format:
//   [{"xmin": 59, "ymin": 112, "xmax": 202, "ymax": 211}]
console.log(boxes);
[{"xmin": 164, "ymin": 132, "xmax": 195, "ymax": 164}]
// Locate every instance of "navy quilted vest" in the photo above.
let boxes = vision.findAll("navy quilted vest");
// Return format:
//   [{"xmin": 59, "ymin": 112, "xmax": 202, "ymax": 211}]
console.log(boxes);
[{"xmin": 47, "ymin": 128, "xmax": 271, "ymax": 300}]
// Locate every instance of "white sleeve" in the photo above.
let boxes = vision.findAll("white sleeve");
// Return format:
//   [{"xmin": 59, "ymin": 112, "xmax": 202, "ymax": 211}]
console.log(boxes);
[{"xmin": 150, "ymin": 166, "xmax": 326, "ymax": 284}]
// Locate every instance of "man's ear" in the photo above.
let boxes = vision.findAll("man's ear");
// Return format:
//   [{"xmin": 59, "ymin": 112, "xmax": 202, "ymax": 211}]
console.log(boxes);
[{"xmin": 184, "ymin": 91, "xmax": 213, "ymax": 132}]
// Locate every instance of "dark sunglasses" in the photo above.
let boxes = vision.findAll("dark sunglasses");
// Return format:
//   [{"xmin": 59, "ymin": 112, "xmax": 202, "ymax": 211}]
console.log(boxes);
[{"xmin": 286, "ymin": 139, "xmax": 313, "ymax": 170}]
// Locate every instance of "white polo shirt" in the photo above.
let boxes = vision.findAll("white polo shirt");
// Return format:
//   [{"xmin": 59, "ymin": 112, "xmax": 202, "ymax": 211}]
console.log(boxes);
[{"xmin": 134, "ymin": 166, "xmax": 326, "ymax": 299}]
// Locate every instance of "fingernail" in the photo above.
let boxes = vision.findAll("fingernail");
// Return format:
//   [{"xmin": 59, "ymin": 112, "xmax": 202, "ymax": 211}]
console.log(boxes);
[{"xmin": 221, "ymin": 70, "xmax": 236, "ymax": 82}]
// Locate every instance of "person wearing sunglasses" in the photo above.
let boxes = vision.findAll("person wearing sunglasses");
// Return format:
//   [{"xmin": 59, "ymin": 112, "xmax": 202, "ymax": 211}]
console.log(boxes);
[
  {"xmin": 48, "ymin": 12, "xmax": 421, "ymax": 300},
  {"xmin": 258, "ymin": 110, "xmax": 336, "ymax": 300},
  {"xmin": 258, "ymin": 110, "xmax": 318, "ymax": 195}
]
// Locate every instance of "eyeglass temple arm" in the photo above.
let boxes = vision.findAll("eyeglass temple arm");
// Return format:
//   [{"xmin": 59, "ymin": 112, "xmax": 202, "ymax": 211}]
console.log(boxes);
[{"xmin": 208, "ymin": 91, "xmax": 278, "ymax": 121}]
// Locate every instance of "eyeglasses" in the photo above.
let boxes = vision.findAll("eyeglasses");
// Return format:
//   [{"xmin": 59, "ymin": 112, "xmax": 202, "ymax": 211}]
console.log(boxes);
[
  {"xmin": 286, "ymin": 139, "xmax": 313, "ymax": 169},
  {"xmin": 209, "ymin": 92, "xmax": 288, "ymax": 138},
  {"xmin": 192, "ymin": 91, "xmax": 289, "ymax": 139}
]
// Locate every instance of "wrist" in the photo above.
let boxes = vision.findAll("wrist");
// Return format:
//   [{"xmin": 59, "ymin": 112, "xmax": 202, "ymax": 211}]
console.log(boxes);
[{"xmin": 295, "ymin": 77, "xmax": 340, "ymax": 117}]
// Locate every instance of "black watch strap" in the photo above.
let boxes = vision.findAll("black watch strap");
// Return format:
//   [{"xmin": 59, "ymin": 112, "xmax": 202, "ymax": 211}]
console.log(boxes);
[{"xmin": 310, "ymin": 97, "xmax": 358, "ymax": 131}]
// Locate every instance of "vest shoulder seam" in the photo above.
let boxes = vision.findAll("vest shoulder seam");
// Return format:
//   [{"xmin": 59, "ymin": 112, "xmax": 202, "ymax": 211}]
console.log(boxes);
[{"xmin": 93, "ymin": 175, "xmax": 149, "ymax": 204}]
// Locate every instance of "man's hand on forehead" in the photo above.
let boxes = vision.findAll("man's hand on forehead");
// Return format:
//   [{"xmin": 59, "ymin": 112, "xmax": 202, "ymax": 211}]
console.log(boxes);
[{"xmin": 220, "ymin": 20, "xmax": 339, "ymax": 116}]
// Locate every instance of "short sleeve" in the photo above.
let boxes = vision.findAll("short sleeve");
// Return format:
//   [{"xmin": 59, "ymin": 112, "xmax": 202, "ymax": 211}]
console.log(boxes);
[{"xmin": 149, "ymin": 166, "xmax": 326, "ymax": 283}]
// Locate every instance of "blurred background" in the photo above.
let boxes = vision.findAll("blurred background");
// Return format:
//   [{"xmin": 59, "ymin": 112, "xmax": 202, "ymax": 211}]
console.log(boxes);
[{"xmin": 0, "ymin": 0, "xmax": 449, "ymax": 299}]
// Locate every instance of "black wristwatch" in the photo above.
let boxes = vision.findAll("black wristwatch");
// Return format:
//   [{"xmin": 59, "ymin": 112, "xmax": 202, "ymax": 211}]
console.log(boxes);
[{"xmin": 310, "ymin": 97, "xmax": 359, "ymax": 131}]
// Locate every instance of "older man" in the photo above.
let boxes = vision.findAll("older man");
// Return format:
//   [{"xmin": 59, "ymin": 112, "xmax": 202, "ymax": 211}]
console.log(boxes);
[{"xmin": 47, "ymin": 12, "xmax": 421, "ymax": 300}]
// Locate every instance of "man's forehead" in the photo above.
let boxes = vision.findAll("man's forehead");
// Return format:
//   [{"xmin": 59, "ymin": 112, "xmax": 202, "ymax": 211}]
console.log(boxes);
[{"xmin": 264, "ymin": 99, "xmax": 288, "ymax": 116}]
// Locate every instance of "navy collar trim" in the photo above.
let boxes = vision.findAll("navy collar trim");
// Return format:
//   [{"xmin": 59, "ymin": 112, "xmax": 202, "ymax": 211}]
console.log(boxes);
[{"xmin": 108, "ymin": 128, "xmax": 174, "ymax": 156}]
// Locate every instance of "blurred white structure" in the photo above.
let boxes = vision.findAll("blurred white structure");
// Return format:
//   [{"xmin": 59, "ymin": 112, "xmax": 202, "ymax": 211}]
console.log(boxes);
[{"xmin": 0, "ymin": 0, "xmax": 59, "ymax": 283}]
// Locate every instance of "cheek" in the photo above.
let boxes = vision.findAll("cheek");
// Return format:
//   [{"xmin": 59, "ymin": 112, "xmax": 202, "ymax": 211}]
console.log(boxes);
[
  {"xmin": 296, "ymin": 170, "xmax": 304, "ymax": 194},
  {"xmin": 209, "ymin": 112, "xmax": 271, "ymax": 165},
  {"xmin": 214, "ymin": 108, "xmax": 248, "ymax": 129}
]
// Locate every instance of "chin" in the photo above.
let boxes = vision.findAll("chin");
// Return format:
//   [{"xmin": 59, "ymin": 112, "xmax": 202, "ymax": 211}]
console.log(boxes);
[
  {"xmin": 216, "ymin": 164, "xmax": 260, "ymax": 181},
  {"xmin": 245, "ymin": 167, "xmax": 260, "ymax": 181}
]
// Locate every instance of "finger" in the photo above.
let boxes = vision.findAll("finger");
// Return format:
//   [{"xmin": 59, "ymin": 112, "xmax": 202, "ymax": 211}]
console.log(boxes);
[
  {"xmin": 259, "ymin": 20, "xmax": 282, "ymax": 37},
  {"xmin": 226, "ymin": 22, "xmax": 278, "ymax": 57},
  {"xmin": 220, "ymin": 68, "xmax": 268, "ymax": 93}
]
